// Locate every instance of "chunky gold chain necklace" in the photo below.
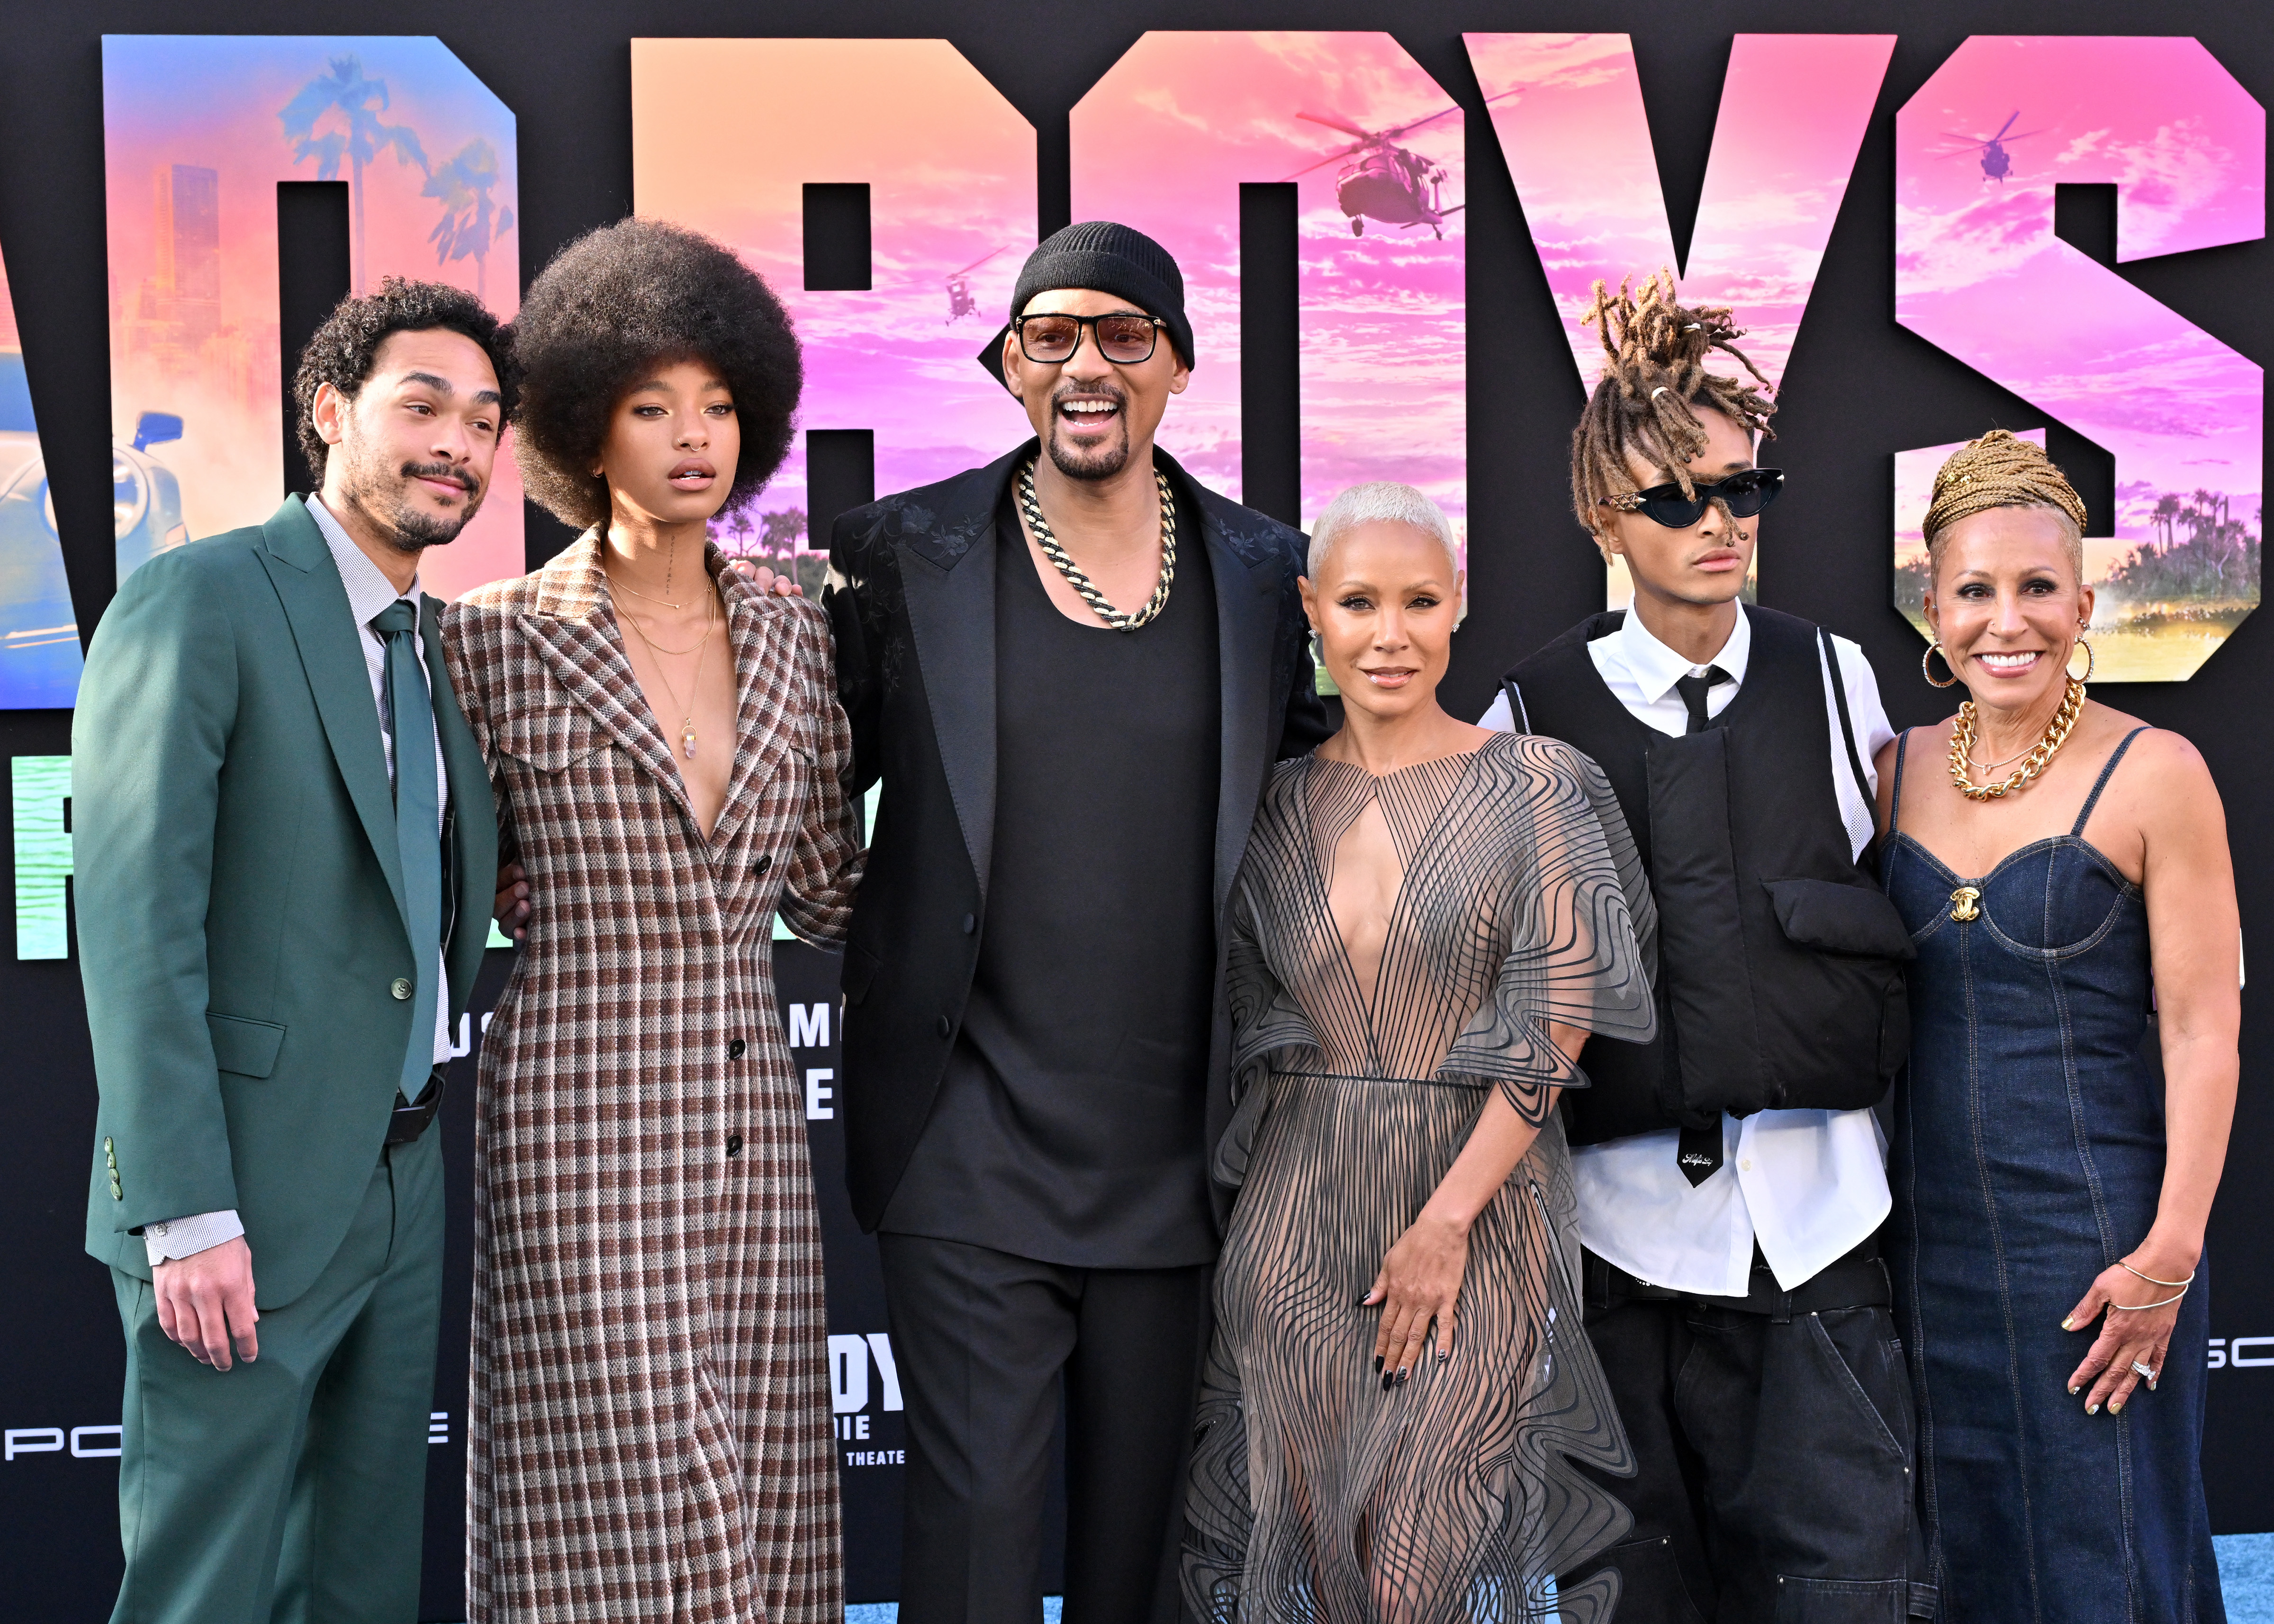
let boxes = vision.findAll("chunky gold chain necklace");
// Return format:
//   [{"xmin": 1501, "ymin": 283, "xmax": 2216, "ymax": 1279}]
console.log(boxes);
[
  {"xmin": 1016, "ymin": 458, "xmax": 1175, "ymax": 631},
  {"xmin": 1948, "ymin": 677, "xmax": 2085, "ymax": 801}
]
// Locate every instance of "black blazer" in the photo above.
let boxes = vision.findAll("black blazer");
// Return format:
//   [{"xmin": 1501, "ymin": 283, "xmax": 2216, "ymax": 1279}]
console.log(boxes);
[{"xmin": 825, "ymin": 440, "xmax": 1332, "ymax": 1233}]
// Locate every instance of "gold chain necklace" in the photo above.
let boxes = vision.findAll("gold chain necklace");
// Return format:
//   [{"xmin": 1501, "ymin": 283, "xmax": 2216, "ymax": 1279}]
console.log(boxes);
[
  {"xmin": 618, "ymin": 589, "xmax": 718, "ymax": 759},
  {"xmin": 610, "ymin": 572, "xmax": 695, "ymax": 611},
  {"xmin": 1947, "ymin": 677, "xmax": 2085, "ymax": 801},
  {"xmin": 606, "ymin": 531, "xmax": 694, "ymax": 611},
  {"xmin": 1016, "ymin": 458, "xmax": 1176, "ymax": 630},
  {"xmin": 1966, "ymin": 742, "xmax": 2034, "ymax": 774}
]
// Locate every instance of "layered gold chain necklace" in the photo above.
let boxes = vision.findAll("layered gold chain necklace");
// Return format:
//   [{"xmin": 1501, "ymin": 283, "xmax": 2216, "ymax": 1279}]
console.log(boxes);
[
  {"xmin": 1017, "ymin": 458, "xmax": 1176, "ymax": 630},
  {"xmin": 606, "ymin": 533, "xmax": 719, "ymax": 761},
  {"xmin": 1947, "ymin": 677, "xmax": 2086, "ymax": 801}
]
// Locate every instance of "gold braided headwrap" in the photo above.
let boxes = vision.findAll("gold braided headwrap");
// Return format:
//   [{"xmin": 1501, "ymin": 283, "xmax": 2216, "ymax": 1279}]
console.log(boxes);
[{"xmin": 1922, "ymin": 430, "xmax": 2088, "ymax": 546}]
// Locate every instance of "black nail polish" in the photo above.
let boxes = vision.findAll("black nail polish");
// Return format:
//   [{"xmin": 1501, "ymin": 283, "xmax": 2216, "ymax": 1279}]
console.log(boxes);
[
  {"xmin": 1373, "ymin": 1355, "xmax": 1383, "ymax": 1373},
  {"xmin": 1397, "ymin": 1367, "xmax": 1410, "ymax": 1386},
  {"xmin": 1354, "ymin": 1293, "xmax": 1372, "ymax": 1307},
  {"xmin": 1381, "ymin": 1371, "xmax": 1394, "ymax": 1391}
]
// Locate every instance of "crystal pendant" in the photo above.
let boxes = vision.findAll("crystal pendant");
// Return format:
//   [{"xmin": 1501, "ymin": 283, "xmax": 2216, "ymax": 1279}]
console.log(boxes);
[{"xmin": 681, "ymin": 724, "xmax": 697, "ymax": 760}]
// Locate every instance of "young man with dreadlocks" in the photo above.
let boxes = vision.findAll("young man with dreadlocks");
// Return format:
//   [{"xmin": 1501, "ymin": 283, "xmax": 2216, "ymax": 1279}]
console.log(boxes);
[{"xmin": 1480, "ymin": 273, "xmax": 1933, "ymax": 1621}]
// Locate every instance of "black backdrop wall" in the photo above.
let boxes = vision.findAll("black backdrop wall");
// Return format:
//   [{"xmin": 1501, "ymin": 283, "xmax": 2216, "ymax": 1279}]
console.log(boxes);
[{"xmin": 1, "ymin": 2, "xmax": 2267, "ymax": 1617}]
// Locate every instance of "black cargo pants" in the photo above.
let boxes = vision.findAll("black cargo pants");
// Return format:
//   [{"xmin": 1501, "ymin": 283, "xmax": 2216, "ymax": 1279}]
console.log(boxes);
[{"xmin": 1565, "ymin": 1237, "xmax": 1938, "ymax": 1622}]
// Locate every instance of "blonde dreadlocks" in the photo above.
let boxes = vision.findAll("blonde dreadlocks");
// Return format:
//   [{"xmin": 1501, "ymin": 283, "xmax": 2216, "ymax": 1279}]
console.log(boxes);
[{"xmin": 1570, "ymin": 270, "xmax": 1776, "ymax": 555}]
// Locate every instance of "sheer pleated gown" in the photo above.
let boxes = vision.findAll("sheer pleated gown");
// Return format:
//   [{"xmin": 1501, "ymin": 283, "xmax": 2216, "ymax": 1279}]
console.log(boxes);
[{"xmin": 1184, "ymin": 732, "xmax": 1657, "ymax": 1623}]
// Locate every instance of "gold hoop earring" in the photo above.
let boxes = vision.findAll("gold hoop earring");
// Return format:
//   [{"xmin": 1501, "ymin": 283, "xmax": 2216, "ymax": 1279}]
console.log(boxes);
[
  {"xmin": 1922, "ymin": 641, "xmax": 1958, "ymax": 689},
  {"xmin": 2070, "ymin": 636, "xmax": 2095, "ymax": 683}
]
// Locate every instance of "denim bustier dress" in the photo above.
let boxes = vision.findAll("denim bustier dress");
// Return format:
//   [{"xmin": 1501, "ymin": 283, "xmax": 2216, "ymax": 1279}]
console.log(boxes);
[{"xmin": 1881, "ymin": 728, "xmax": 2223, "ymax": 1623}]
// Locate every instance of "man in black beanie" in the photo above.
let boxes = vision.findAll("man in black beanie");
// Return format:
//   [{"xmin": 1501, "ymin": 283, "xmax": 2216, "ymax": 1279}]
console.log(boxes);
[{"xmin": 826, "ymin": 221, "xmax": 1330, "ymax": 1622}]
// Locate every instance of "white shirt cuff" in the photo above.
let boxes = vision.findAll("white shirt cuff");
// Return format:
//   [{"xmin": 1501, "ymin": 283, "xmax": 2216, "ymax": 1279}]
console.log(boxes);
[{"xmin": 144, "ymin": 1209, "xmax": 244, "ymax": 1266}]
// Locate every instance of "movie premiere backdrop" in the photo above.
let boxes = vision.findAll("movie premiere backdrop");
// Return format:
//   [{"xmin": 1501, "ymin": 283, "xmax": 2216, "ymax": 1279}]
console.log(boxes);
[{"xmin": 0, "ymin": 5, "xmax": 2266, "ymax": 1616}]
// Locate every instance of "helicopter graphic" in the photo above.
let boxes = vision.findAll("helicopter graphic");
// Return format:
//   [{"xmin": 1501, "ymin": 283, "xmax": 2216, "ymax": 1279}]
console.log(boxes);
[
  {"xmin": 1938, "ymin": 111, "xmax": 2048, "ymax": 184},
  {"xmin": 944, "ymin": 249, "xmax": 1005, "ymax": 324},
  {"xmin": 1280, "ymin": 94, "xmax": 1515, "ymax": 238}
]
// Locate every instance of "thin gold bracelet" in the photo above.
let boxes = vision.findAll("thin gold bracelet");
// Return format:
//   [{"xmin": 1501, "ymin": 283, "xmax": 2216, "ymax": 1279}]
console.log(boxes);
[
  {"xmin": 2120, "ymin": 1260, "xmax": 2196, "ymax": 1289},
  {"xmin": 2111, "ymin": 1289, "xmax": 2188, "ymax": 1312}
]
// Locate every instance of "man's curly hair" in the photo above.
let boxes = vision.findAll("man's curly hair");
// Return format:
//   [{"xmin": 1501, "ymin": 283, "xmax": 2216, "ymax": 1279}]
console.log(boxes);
[
  {"xmin": 291, "ymin": 276, "xmax": 518, "ymax": 485},
  {"xmin": 510, "ymin": 218, "xmax": 802, "ymax": 530}
]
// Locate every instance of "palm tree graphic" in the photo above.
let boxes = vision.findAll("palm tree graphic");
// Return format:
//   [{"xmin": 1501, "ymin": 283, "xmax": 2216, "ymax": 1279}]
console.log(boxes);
[
  {"xmin": 424, "ymin": 139, "xmax": 515, "ymax": 301},
  {"xmin": 280, "ymin": 56, "xmax": 429, "ymax": 295}
]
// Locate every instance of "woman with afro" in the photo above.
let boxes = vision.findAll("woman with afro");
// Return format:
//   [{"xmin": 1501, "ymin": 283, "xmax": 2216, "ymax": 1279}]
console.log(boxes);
[{"xmin": 442, "ymin": 218, "xmax": 861, "ymax": 1624}]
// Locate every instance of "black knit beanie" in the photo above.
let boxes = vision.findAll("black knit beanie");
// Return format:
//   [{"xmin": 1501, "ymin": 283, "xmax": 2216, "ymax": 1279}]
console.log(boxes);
[{"xmin": 1010, "ymin": 221, "xmax": 1193, "ymax": 369}]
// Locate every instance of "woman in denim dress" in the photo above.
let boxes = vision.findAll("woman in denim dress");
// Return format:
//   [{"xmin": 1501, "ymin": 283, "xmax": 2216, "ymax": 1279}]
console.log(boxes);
[{"xmin": 1874, "ymin": 432, "xmax": 2238, "ymax": 1622}]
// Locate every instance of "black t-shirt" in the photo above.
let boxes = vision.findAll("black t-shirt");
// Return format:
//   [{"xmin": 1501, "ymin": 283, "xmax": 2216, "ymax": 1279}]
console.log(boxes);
[{"xmin": 878, "ymin": 483, "xmax": 1222, "ymax": 1267}]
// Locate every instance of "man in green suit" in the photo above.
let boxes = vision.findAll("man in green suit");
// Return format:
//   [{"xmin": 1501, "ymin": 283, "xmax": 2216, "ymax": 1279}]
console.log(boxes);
[{"xmin": 74, "ymin": 278, "xmax": 511, "ymax": 1624}]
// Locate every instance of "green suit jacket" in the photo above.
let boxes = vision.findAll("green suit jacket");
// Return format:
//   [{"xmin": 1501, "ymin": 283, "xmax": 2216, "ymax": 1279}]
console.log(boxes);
[{"xmin": 74, "ymin": 496, "xmax": 498, "ymax": 1307}]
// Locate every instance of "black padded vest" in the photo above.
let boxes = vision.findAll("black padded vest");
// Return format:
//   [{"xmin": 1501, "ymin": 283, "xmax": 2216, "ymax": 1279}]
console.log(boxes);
[{"xmin": 1503, "ymin": 606, "xmax": 1913, "ymax": 1146}]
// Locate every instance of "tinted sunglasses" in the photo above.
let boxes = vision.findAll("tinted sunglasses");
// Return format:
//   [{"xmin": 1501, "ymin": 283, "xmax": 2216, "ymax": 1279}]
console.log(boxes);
[
  {"xmin": 1012, "ymin": 312, "xmax": 1164, "ymax": 366},
  {"xmin": 1603, "ymin": 468, "xmax": 1785, "ymax": 528}
]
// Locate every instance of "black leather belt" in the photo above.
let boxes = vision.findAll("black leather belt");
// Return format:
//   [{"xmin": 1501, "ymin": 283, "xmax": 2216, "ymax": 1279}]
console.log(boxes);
[
  {"xmin": 1585, "ymin": 1239, "xmax": 1891, "ymax": 1323},
  {"xmin": 384, "ymin": 1068, "xmax": 449, "ymax": 1145}
]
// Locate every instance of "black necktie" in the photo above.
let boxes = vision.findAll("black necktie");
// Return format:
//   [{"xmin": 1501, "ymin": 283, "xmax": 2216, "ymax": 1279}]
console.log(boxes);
[
  {"xmin": 1678, "ymin": 1120, "xmax": 1724, "ymax": 1187},
  {"xmin": 1674, "ymin": 665, "xmax": 1733, "ymax": 734},
  {"xmin": 1673, "ymin": 662, "xmax": 1732, "ymax": 1186}
]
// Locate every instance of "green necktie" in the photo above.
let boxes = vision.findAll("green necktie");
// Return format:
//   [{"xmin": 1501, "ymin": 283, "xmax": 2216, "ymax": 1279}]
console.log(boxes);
[{"xmin": 370, "ymin": 600, "xmax": 442, "ymax": 1105}]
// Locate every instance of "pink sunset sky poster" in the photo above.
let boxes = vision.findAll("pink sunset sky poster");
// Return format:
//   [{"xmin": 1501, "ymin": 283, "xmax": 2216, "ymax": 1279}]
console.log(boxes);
[
  {"xmin": 1896, "ymin": 36, "xmax": 2264, "ymax": 682},
  {"xmin": 632, "ymin": 37, "xmax": 1036, "ymax": 561},
  {"xmin": 0, "ymin": 241, "xmax": 83, "ymax": 706},
  {"xmin": 1467, "ymin": 33, "xmax": 1892, "ymax": 607},
  {"xmin": 103, "ymin": 35, "xmax": 522, "ymax": 603},
  {"xmin": 1072, "ymin": 32, "xmax": 1467, "ymax": 540}
]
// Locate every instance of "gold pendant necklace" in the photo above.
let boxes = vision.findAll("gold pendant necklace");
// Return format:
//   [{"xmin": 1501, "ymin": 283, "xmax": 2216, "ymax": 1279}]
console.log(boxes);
[
  {"xmin": 1947, "ymin": 677, "xmax": 2085, "ymax": 801},
  {"xmin": 621, "ymin": 590, "xmax": 718, "ymax": 759}
]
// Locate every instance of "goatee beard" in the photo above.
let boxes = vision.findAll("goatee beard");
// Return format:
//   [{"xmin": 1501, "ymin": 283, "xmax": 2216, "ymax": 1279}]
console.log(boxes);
[
  {"xmin": 340, "ymin": 443, "xmax": 483, "ymax": 554},
  {"xmin": 1046, "ymin": 419, "xmax": 1131, "ymax": 482},
  {"xmin": 383, "ymin": 503, "xmax": 469, "ymax": 553}
]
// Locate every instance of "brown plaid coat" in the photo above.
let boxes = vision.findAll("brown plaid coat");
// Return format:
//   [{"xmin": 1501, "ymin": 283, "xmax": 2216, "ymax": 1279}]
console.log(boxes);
[{"xmin": 442, "ymin": 534, "xmax": 861, "ymax": 1624}]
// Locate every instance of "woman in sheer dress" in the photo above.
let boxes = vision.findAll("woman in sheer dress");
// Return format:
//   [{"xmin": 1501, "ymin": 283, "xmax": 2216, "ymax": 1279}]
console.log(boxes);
[{"xmin": 1183, "ymin": 483, "xmax": 1657, "ymax": 1623}]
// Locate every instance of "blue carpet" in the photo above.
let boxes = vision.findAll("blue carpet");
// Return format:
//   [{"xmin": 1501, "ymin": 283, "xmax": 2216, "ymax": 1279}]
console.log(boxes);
[
  {"xmin": 2225, "ymin": 1533, "xmax": 2274, "ymax": 1623},
  {"xmin": 846, "ymin": 1603, "xmax": 1062, "ymax": 1623},
  {"xmin": 846, "ymin": 1606, "xmax": 1059, "ymax": 1623},
  {"xmin": 845, "ymin": 1544, "xmax": 2274, "ymax": 1620}
]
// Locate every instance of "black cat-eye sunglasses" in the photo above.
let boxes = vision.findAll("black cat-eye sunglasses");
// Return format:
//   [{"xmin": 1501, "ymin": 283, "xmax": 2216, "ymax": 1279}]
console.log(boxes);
[{"xmin": 1602, "ymin": 468, "xmax": 1785, "ymax": 528}]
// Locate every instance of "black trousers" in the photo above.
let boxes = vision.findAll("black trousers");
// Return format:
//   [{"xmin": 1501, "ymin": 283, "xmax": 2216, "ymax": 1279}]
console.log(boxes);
[
  {"xmin": 1569, "ymin": 1242, "xmax": 1937, "ymax": 1623},
  {"xmin": 877, "ymin": 1233, "xmax": 1210, "ymax": 1624}
]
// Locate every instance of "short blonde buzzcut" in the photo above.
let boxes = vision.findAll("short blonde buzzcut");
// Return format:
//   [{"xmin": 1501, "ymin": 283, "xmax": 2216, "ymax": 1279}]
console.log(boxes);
[{"xmin": 1308, "ymin": 481, "xmax": 1460, "ymax": 579}]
